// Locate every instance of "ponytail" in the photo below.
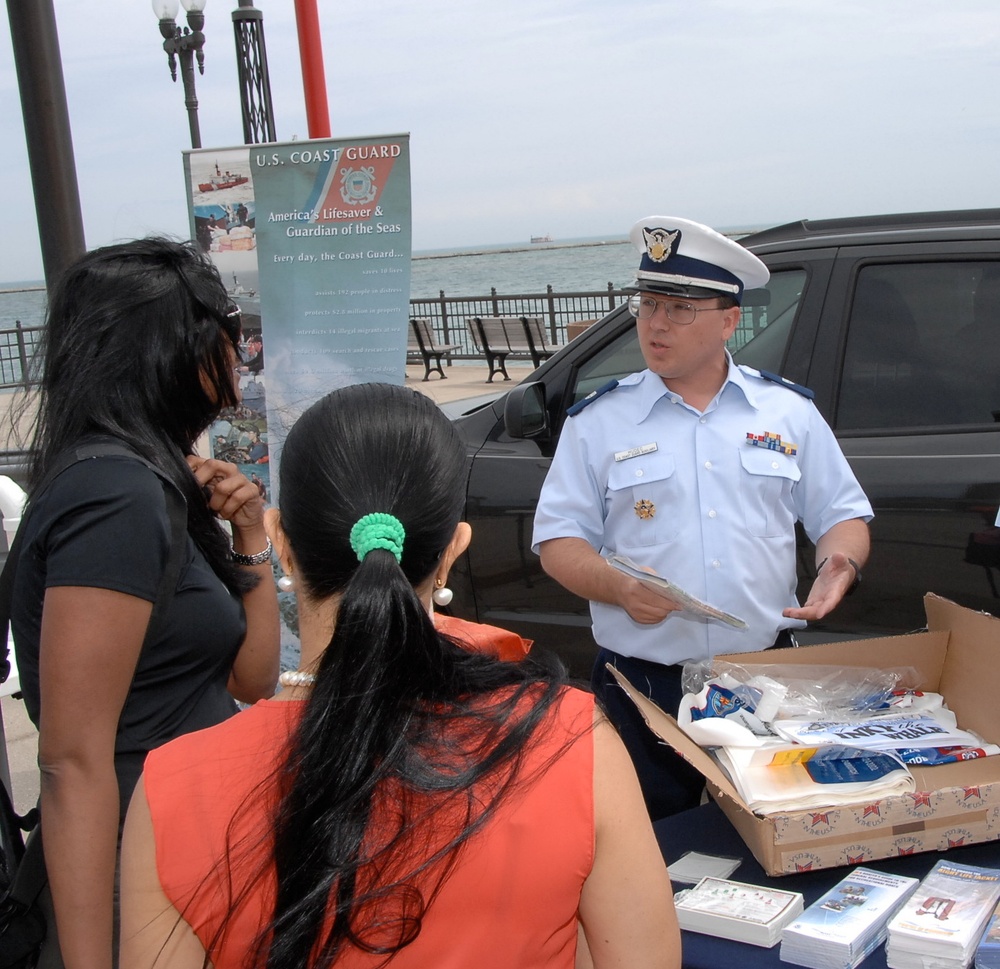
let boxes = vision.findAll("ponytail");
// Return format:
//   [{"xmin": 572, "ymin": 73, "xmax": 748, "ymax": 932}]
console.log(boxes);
[{"xmin": 238, "ymin": 384, "xmax": 566, "ymax": 968}]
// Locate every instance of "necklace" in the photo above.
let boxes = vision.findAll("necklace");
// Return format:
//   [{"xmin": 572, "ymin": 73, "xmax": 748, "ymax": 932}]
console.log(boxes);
[{"xmin": 278, "ymin": 670, "xmax": 316, "ymax": 688}]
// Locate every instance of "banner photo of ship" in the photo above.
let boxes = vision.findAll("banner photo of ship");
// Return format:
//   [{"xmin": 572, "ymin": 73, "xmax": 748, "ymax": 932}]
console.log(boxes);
[{"xmin": 185, "ymin": 147, "xmax": 269, "ymax": 503}]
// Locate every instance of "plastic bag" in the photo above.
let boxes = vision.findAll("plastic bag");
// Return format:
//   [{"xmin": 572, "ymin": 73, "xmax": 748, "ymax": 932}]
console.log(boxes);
[{"xmin": 681, "ymin": 661, "xmax": 922, "ymax": 722}]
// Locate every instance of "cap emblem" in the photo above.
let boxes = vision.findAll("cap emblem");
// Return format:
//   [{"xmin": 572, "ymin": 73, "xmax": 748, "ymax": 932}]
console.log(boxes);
[{"xmin": 642, "ymin": 227, "xmax": 680, "ymax": 263}]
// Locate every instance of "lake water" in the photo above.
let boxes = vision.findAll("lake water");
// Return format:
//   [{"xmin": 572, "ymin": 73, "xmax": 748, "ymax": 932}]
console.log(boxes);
[
  {"xmin": 0, "ymin": 227, "xmax": 768, "ymax": 324},
  {"xmin": 0, "ymin": 236, "xmax": 642, "ymax": 327}
]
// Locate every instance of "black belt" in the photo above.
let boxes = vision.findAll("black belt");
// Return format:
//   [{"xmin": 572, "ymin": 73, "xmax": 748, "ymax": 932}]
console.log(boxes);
[
  {"xmin": 770, "ymin": 627, "xmax": 798, "ymax": 650},
  {"xmin": 601, "ymin": 628, "xmax": 798, "ymax": 683}
]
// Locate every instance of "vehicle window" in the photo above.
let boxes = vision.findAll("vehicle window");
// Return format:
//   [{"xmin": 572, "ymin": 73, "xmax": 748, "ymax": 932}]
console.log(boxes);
[
  {"xmin": 568, "ymin": 325, "xmax": 645, "ymax": 407},
  {"xmin": 836, "ymin": 261, "xmax": 1000, "ymax": 429},
  {"xmin": 730, "ymin": 269, "xmax": 806, "ymax": 373}
]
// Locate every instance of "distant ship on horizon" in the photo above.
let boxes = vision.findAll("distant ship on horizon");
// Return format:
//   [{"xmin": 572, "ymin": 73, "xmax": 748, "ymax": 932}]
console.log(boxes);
[{"xmin": 530, "ymin": 234, "xmax": 553, "ymax": 244}]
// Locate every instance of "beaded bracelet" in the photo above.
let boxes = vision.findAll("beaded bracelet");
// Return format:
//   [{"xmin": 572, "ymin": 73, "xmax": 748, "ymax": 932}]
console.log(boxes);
[{"xmin": 231, "ymin": 537, "xmax": 273, "ymax": 566}]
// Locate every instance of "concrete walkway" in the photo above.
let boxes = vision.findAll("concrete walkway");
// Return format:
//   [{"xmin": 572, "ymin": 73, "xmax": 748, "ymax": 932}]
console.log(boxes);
[
  {"xmin": 405, "ymin": 358, "xmax": 534, "ymax": 404},
  {"xmin": 1, "ymin": 360, "xmax": 535, "ymax": 815}
]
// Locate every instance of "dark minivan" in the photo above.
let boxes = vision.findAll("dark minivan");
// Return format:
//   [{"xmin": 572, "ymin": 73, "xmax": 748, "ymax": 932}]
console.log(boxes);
[{"xmin": 448, "ymin": 208, "xmax": 1000, "ymax": 675}]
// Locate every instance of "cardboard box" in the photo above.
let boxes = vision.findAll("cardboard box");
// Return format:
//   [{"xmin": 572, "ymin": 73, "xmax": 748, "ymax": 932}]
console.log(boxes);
[{"xmin": 612, "ymin": 594, "xmax": 1000, "ymax": 875}]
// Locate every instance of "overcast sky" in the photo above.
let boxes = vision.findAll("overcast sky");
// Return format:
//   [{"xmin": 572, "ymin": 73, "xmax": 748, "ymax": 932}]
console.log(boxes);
[{"xmin": 2, "ymin": 0, "xmax": 998, "ymax": 283}]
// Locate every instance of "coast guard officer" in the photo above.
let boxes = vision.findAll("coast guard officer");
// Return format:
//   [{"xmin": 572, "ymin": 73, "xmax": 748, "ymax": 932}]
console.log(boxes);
[{"xmin": 532, "ymin": 216, "xmax": 873, "ymax": 819}]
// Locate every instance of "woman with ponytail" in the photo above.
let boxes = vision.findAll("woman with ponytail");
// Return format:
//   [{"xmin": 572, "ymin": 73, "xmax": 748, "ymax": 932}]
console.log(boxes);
[
  {"xmin": 121, "ymin": 381, "xmax": 678, "ymax": 969},
  {"xmin": 10, "ymin": 237, "xmax": 280, "ymax": 969}
]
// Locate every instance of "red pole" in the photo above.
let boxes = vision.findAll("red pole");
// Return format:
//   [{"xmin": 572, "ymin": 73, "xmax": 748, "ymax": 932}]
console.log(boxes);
[{"xmin": 293, "ymin": 0, "xmax": 331, "ymax": 138}]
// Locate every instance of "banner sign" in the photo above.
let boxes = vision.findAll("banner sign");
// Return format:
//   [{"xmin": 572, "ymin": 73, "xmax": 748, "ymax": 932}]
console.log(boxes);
[
  {"xmin": 252, "ymin": 133, "xmax": 411, "ymax": 449},
  {"xmin": 184, "ymin": 133, "xmax": 412, "ymax": 496},
  {"xmin": 184, "ymin": 136, "xmax": 411, "ymax": 670}
]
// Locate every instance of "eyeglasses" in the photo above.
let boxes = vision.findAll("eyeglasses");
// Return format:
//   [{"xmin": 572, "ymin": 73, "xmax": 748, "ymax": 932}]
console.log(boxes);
[{"xmin": 628, "ymin": 293, "xmax": 725, "ymax": 326}]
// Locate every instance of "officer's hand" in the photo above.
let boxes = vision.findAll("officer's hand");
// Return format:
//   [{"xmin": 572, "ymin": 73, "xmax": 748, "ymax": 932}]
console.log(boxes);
[
  {"xmin": 783, "ymin": 553, "xmax": 856, "ymax": 621},
  {"xmin": 614, "ymin": 572, "xmax": 679, "ymax": 625}
]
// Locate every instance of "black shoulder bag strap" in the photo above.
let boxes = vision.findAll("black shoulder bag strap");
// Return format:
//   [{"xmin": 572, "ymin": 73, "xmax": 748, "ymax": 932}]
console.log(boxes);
[{"xmin": 0, "ymin": 441, "xmax": 187, "ymax": 930}]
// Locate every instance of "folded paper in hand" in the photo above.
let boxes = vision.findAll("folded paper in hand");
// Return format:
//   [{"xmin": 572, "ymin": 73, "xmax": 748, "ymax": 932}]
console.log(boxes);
[{"xmin": 608, "ymin": 553, "xmax": 748, "ymax": 630}]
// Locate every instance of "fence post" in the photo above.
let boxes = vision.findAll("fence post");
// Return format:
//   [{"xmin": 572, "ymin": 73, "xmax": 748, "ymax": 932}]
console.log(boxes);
[
  {"xmin": 15, "ymin": 322, "xmax": 28, "ymax": 385},
  {"xmin": 607, "ymin": 282, "xmax": 618, "ymax": 310},
  {"xmin": 438, "ymin": 290, "xmax": 450, "ymax": 342},
  {"xmin": 545, "ymin": 285, "xmax": 558, "ymax": 342},
  {"xmin": 490, "ymin": 287, "xmax": 500, "ymax": 316}
]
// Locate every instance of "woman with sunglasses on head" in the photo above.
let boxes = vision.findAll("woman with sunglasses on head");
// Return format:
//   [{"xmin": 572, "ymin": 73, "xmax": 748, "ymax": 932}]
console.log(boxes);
[
  {"xmin": 121, "ymin": 381, "xmax": 678, "ymax": 969},
  {"xmin": 10, "ymin": 237, "xmax": 280, "ymax": 969}
]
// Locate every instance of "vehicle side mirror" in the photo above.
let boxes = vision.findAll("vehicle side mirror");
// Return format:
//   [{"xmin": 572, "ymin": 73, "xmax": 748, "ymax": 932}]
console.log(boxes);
[{"xmin": 504, "ymin": 381, "xmax": 549, "ymax": 439}]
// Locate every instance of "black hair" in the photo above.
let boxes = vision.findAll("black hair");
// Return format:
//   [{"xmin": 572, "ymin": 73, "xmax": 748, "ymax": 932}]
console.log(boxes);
[
  {"xmin": 246, "ymin": 383, "xmax": 565, "ymax": 968},
  {"xmin": 25, "ymin": 237, "xmax": 248, "ymax": 593}
]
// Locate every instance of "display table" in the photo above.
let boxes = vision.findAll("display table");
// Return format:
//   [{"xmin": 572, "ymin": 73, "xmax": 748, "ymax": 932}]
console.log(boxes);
[{"xmin": 654, "ymin": 800, "xmax": 1000, "ymax": 969}]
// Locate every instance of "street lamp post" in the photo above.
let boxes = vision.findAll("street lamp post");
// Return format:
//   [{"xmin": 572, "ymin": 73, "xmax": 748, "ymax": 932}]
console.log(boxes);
[
  {"xmin": 232, "ymin": 0, "xmax": 276, "ymax": 144},
  {"xmin": 152, "ymin": 0, "xmax": 208, "ymax": 150}
]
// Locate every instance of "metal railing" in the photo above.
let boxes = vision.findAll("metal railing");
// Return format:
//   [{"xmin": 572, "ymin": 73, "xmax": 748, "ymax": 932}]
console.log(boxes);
[
  {"xmin": 410, "ymin": 284, "xmax": 629, "ymax": 355},
  {"xmin": 0, "ymin": 323, "xmax": 43, "ymax": 389},
  {"xmin": 0, "ymin": 288, "xmax": 767, "ymax": 386}
]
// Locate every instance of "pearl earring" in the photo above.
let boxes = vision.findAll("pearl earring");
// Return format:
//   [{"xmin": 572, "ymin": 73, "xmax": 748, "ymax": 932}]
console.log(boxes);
[
  {"xmin": 277, "ymin": 574, "xmax": 295, "ymax": 592},
  {"xmin": 432, "ymin": 584, "xmax": 453, "ymax": 607}
]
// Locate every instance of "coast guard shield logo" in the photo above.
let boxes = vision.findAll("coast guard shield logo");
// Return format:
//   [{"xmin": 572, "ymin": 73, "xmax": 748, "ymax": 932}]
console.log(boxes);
[
  {"xmin": 642, "ymin": 227, "xmax": 681, "ymax": 263},
  {"xmin": 340, "ymin": 166, "xmax": 377, "ymax": 205}
]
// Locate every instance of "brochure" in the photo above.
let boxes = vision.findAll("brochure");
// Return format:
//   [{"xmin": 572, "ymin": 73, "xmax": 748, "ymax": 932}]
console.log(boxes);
[
  {"xmin": 673, "ymin": 875, "xmax": 803, "ymax": 947},
  {"xmin": 713, "ymin": 743, "xmax": 914, "ymax": 814},
  {"xmin": 773, "ymin": 710, "xmax": 992, "ymax": 753},
  {"xmin": 667, "ymin": 850, "xmax": 742, "ymax": 886},
  {"xmin": 780, "ymin": 867, "xmax": 919, "ymax": 969},
  {"xmin": 886, "ymin": 861, "xmax": 1000, "ymax": 969},
  {"xmin": 606, "ymin": 553, "xmax": 748, "ymax": 629},
  {"xmin": 975, "ymin": 900, "xmax": 1000, "ymax": 969}
]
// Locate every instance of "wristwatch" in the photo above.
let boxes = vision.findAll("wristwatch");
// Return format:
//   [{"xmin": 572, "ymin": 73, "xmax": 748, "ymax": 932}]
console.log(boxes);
[
  {"xmin": 817, "ymin": 556, "xmax": 863, "ymax": 596},
  {"xmin": 845, "ymin": 557, "xmax": 862, "ymax": 595}
]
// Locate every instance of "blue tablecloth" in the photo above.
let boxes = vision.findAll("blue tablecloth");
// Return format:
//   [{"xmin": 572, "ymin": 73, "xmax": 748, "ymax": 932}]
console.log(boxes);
[{"xmin": 654, "ymin": 800, "xmax": 1000, "ymax": 969}]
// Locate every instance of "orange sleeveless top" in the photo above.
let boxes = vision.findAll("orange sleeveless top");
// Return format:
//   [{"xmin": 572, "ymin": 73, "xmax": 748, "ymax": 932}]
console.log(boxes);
[{"xmin": 144, "ymin": 687, "xmax": 595, "ymax": 969}]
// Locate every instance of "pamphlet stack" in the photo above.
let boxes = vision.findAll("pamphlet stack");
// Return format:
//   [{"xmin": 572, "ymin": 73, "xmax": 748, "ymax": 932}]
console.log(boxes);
[
  {"xmin": 975, "ymin": 900, "xmax": 1000, "ymax": 968},
  {"xmin": 673, "ymin": 876, "xmax": 803, "ymax": 948},
  {"xmin": 780, "ymin": 867, "xmax": 919, "ymax": 969},
  {"xmin": 885, "ymin": 861, "xmax": 1000, "ymax": 969}
]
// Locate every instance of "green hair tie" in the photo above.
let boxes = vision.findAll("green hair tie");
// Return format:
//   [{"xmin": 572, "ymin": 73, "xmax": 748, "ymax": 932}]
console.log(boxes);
[{"xmin": 349, "ymin": 512, "xmax": 405, "ymax": 563}]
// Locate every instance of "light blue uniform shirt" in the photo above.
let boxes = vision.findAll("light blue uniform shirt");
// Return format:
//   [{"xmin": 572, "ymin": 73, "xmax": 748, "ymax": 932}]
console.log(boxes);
[{"xmin": 531, "ymin": 357, "xmax": 873, "ymax": 666}]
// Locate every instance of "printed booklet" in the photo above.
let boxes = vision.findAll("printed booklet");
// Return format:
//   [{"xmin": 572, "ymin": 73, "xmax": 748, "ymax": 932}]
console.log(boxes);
[
  {"xmin": 712, "ymin": 743, "xmax": 914, "ymax": 814},
  {"xmin": 773, "ymin": 711, "xmax": 995, "ymax": 754},
  {"xmin": 606, "ymin": 554, "xmax": 748, "ymax": 629},
  {"xmin": 673, "ymin": 875, "xmax": 803, "ymax": 947},
  {"xmin": 780, "ymin": 867, "xmax": 919, "ymax": 969},
  {"xmin": 886, "ymin": 861, "xmax": 1000, "ymax": 969},
  {"xmin": 975, "ymin": 900, "xmax": 1000, "ymax": 969}
]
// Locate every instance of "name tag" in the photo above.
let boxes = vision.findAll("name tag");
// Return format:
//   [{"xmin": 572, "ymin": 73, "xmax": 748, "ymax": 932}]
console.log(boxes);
[{"xmin": 614, "ymin": 442, "xmax": 658, "ymax": 462}]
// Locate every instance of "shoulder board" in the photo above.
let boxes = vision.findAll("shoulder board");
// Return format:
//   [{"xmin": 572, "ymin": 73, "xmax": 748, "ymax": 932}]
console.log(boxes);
[
  {"xmin": 756, "ymin": 369, "xmax": 815, "ymax": 400},
  {"xmin": 566, "ymin": 378, "xmax": 620, "ymax": 417}
]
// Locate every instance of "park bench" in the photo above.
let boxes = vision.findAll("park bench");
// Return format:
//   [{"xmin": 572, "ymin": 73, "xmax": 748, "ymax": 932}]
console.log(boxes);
[
  {"xmin": 521, "ymin": 316, "xmax": 559, "ymax": 368},
  {"xmin": 409, "ymin": 317, "xmax": 461, "ymax": 381},
  {"xmin": 469, "ymin": 316, "xmax": 559, "ymax": 382}
]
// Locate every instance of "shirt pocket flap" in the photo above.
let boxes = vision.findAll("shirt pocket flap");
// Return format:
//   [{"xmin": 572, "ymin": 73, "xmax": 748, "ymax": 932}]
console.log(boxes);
[
  {"xmin": 739, "ymin": 447, "xmax": 802, "ymax": 483},
  {"xmin": 607, "ymin": 451, "xmax": 676, "ymax": 492}
]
